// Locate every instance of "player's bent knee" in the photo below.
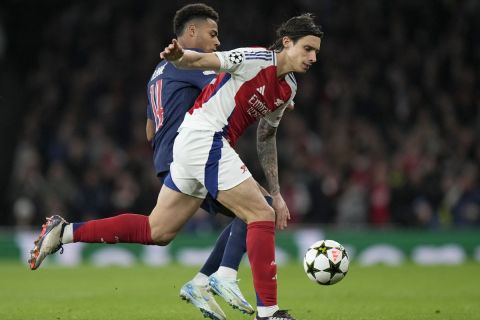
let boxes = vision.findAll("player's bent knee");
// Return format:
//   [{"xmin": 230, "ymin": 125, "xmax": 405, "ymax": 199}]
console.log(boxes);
[
  {"xmin": 150, "ymin": 227, "xmax": 176, "ymax": 246},
  {"xmin": 152, "ymin": 233, "xmax": 175, "ymax": 246},
  {"xmin": 246, "ymin": 205, "xmax": 275, "ymax": 223}
]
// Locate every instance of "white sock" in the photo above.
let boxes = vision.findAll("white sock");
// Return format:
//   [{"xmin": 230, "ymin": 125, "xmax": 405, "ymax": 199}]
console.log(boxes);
[
  {"xmin": 216, "ymin": 266, "xmax": 237, "ymax": 280},
  {"xmin": 61, "ymin": 224, "xmax": 73, "ymax": 244},
  {"xmin": 192, "ymin": 273, "xmax": 209, "ymax": 286},
  {"xmin": 257, "ymin": 305, "xmax": 279, "ymax": 317}
]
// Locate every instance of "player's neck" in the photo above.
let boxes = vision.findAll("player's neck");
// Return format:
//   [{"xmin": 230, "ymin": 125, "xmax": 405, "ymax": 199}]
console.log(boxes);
[
  {"xmin": 176, "ymin": 37, "xmax": 193, "ymax": 50},
  {"xmin": 275, "ymin": 51, "xmax": 292, "ymax": 79}
]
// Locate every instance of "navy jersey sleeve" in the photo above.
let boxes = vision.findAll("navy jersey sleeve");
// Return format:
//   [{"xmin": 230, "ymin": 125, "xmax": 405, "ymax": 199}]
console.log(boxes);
[{"xmin": 181, "ymin": 68, "xmax": 216, "ymax": 90}]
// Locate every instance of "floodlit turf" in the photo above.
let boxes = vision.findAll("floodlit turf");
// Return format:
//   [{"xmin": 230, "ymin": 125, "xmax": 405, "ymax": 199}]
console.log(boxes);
[{"xmin": 0, "ymin": 262, "xmax": 479, "ymax": 320}]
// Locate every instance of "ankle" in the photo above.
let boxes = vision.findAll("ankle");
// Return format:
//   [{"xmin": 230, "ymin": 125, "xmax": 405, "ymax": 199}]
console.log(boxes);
[
  {"xmin": 257, "ymin": 305, "xmax": 279, "ymax": 317},
  {"xmin": 62, "ymin": 223, "xmax": 73, "ymax": 244},
  {"xmin": 216, "ymin": 266, "xmax": 237, "ymax": 280}
]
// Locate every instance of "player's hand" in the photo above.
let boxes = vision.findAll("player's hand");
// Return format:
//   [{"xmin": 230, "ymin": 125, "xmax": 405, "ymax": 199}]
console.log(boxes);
[
  {"xmin": 271, "ymin": 192, "xmax": 290, "ymax": 230},
  {"xmin": 160, "ymin": 39, "xmax": 184, "ymax": 61}
]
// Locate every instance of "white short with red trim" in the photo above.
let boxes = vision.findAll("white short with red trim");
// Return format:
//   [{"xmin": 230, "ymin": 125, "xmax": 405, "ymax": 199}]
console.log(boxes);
[{"xmin": 167, "ymin": 128, "xmax": 252, "ymax": 199}]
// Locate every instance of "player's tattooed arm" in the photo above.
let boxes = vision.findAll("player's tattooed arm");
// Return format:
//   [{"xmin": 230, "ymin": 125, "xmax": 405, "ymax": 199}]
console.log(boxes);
[
  {"xmin": 257, "ymin": 118, "xmax": 279, "ymax": 194},
  {"xmin": 257, "ymin": 118, "xmax": 291, "ymax": 229}
]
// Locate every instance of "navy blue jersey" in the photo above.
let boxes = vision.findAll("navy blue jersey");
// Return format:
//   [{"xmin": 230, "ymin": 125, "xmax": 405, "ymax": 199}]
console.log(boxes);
[{"xmin": 146, "ymin": 51, "xmax": 216, "ymax": 175}]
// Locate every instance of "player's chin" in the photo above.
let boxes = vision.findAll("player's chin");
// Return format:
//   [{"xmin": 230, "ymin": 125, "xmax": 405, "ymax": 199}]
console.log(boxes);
[
  {"xmin": 303, "ymin": 63, "xmax": 313, "ymax": 71},
  {"xmin": 296, "ymin": 63, "xmax": 311, "ymax": 73}
]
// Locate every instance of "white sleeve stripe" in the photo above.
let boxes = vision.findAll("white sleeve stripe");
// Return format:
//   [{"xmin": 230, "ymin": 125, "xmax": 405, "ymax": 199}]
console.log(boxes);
[
  {"xmin": 244, "ymin": 55, "xmax": 272, "ymax": 58},
  {"xmin": 244, "ymin": 50, "xmax": 272, "ymax": 55},
  {"xmin": 245, "ymin": 57, "xmax": 272, "ymax": 61},
  {"xmin": 244, "ymin": 53, "xmax": 272, "ymax": 57}
]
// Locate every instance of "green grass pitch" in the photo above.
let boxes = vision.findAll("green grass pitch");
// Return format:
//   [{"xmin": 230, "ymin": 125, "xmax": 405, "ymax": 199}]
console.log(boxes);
[{"xmin": 0, "ymin": 262, "xmax": 479, "ymax": 320}]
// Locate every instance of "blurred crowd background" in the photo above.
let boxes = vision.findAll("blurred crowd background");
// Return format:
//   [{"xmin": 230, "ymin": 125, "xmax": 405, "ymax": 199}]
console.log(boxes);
[{"xmin": 1, "ymin": 0, "xmax": 479, "ymax": 231}]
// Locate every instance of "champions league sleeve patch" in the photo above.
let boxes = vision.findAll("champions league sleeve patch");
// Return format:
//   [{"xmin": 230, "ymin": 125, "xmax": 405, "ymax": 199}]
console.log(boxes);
[{"xmin": 228, "ymin": 51, "xmax": 244, "ymax": 64}]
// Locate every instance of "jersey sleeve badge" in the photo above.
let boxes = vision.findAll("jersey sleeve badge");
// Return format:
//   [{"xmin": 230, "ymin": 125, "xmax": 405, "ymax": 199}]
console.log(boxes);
[{"xmin": 228, "ymin": 51, "xmax": 244, "ymax": 64}]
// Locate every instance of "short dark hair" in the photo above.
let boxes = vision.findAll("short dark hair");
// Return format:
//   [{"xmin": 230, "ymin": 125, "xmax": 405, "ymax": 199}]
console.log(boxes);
[
  {"xmin": 269, "ymin": 13, "xmax": 324, "ymax": 51},
  {"xmin": 173, "ymin": 3, "xmax": 219, "ymax": 37}
]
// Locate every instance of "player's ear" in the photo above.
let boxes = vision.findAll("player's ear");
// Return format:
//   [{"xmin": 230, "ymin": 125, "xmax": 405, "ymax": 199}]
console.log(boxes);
[
  {"xmin": 282, "ymin": 36, "xmax": 292, "ymax": 49},
  {"xmin": 186, "ymin": 24, "xmax": 196, "ymax": 38}
]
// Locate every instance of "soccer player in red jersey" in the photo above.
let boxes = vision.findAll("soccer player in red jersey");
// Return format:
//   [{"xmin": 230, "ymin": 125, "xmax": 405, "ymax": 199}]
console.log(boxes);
[
  {"xmin": 30, "ymin": 13, "xmax": 323, "ymax": 320},
  {"xmin": 156, "ymin": 14, "xmax": 322, "ymax": 320}
]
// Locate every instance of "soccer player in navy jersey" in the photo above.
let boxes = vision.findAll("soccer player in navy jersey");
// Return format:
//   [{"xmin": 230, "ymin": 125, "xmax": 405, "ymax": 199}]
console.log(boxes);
[
  {"xmin": 30, "ymin": 12, "xmax": 323, "ymax": 320},
  {"xmin": 145, "ymin": 4, "xmax": 260, "ymax": 318}
]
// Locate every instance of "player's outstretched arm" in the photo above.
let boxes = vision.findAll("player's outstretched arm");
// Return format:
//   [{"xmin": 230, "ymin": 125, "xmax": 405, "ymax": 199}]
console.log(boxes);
[
  {"xmin": 257, "ymin": 118, "xmax": 291, "ymax": 230},
  {"xmin": 160, "ymin": 39, "xmax": 221, "ymax": 71}
]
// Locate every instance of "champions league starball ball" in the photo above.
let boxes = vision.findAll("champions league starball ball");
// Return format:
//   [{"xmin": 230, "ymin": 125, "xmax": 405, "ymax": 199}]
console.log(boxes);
[{"xmin": 303, "ymin": 240, "xmax": 350, "ymax": 285}]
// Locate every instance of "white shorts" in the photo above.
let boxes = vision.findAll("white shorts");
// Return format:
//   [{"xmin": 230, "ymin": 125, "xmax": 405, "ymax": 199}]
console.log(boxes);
[{"xmin": 165, "ymin": 128, "xmax": 252, "ymax": 199}]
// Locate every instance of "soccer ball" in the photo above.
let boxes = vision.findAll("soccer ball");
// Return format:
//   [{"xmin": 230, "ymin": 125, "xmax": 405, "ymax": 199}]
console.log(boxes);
[{"xmin": 303, "ymin": 240, "xmax": 349, "ymax": 285}]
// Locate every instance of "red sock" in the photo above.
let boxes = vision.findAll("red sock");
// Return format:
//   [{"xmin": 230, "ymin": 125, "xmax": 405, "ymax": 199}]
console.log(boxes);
[
  {"xmin": 247, "ymin": 221, "xmax": 277, "ymax": 306},
  {"xmin": 73, "ymin": 213, "xmax": 153, "ymax": 244}
]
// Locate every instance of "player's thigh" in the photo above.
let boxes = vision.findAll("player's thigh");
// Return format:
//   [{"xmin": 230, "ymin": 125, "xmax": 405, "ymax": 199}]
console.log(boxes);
[
  {"xmin": 256, "ymin": 182, "xmax": 270, "ymax": 197},
  {"xmin": 201, "ymin": 194, "xmax": 235, "ymax": 218},
  {"xmin": 201, "ymin": 179, "xmax": 270, "ymax": 218},
  {"xmin": 148, "ymin": 185, "xmax": 203, "ymax": 244},
  {"xmin": 216, "ymin": 176, "xmax": 274, "ymax": 223}
]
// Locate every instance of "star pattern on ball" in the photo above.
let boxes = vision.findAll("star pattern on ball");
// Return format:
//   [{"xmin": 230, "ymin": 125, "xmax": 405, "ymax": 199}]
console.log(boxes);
[
  {"xmin": 305, "ymin": 259, "xmax": 320, "ymax": 278},
  {"xmin": 322, "ymin": 259, "xmax": 343, "ymax": 284},
  {"xmin": 228, "ymin": 51, "xmax": 243, "ymax": 64},
  {"xmin": 312, "ymin": 241, "xmax": 329, "ymax": 255},
  {"xmin": 323, "ymin": 256, "xmax": 343, "ymax": 280}
]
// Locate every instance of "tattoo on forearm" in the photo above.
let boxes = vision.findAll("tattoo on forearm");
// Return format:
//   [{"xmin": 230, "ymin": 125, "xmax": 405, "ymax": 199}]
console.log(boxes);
[{"xmin": 257, "ymin": 119, "xmax": 280, "ymax": 194}]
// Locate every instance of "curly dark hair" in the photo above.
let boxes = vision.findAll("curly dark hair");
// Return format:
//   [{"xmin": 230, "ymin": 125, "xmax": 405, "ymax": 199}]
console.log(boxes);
[
  {"xmin": 173, "ymin": 3, "xmax": 219, "ymax": 37},
  {"xmin": 269, "ymin": 13, "xmax": 324, "ymax": 51}
]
